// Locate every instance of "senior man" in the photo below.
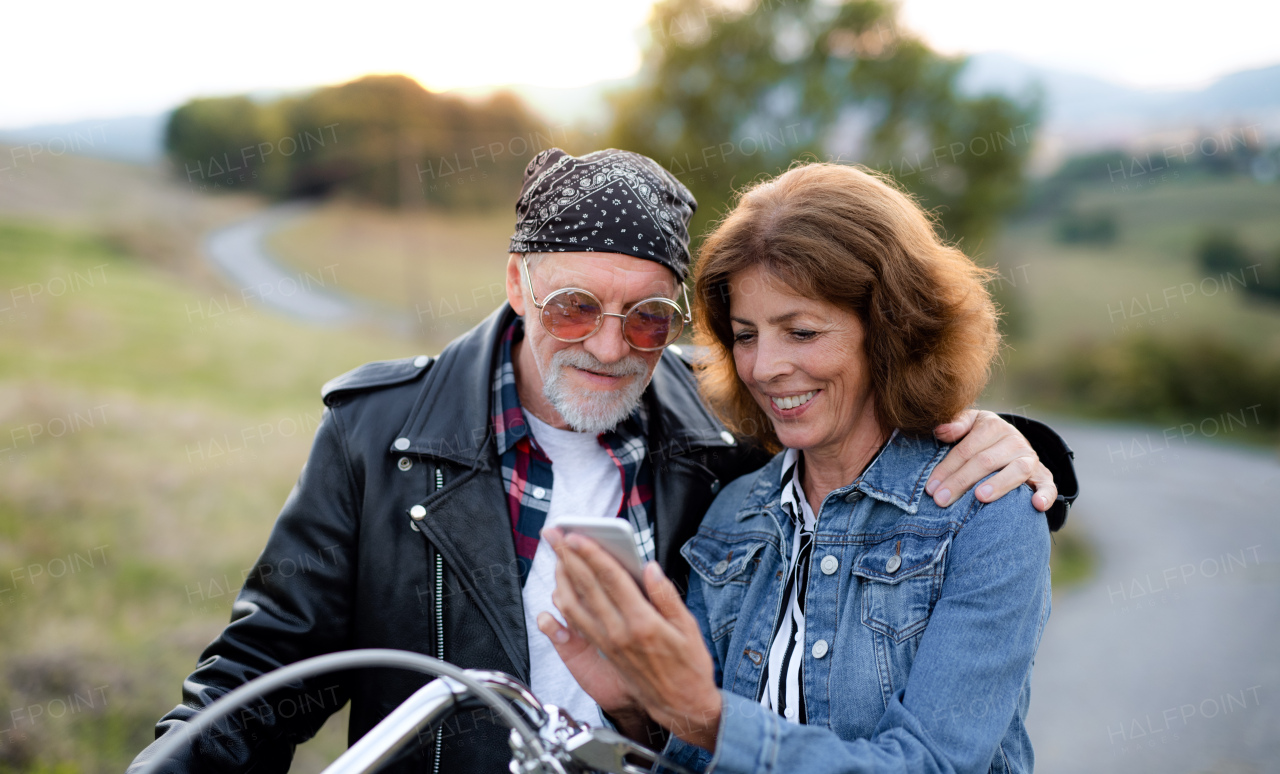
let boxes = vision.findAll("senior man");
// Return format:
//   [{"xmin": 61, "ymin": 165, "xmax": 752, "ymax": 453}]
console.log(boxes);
[{"xmin": 129, "ymin": 148, "xmax": 1075, "ymax": 774}]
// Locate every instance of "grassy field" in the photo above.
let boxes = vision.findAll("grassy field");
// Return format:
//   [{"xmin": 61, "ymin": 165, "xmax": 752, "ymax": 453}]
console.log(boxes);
[
  {"xmin": 976, "ymin": 174, "xmax": 1280, "ymax": 428},
  {"xmin": 0, "ymin": 210, "xmax": 405, "ymax": 771},
  {"xmin": 986, "ymin": 175, "xmax": 1280, "ymax": 355}
]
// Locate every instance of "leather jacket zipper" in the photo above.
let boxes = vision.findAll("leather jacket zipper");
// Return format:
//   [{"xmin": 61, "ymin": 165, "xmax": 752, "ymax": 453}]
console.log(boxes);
[{"xmin": 432, "ymin": 467, "xmax": 445, "ymax": 774}]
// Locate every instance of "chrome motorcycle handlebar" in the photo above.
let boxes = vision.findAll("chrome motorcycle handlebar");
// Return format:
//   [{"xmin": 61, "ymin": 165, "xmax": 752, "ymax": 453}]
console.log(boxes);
[{"xmin": 135, "ymin": 648, "xmax": 691, "ymax": 774}]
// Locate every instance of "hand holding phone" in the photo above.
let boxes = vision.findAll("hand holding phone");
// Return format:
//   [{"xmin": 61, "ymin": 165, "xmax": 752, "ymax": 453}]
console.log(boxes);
[{"xmin": 553, "ymin": 517, "xmax": 647, "ymax": 586}]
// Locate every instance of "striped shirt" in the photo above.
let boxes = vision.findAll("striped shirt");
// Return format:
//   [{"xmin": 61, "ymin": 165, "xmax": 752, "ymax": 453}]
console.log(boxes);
[
  {"xmin": 491, "ymin": 318, "xmax": 656, "ymax": 585},
  {"xmin": 762, "ymin": 439, "xmax": 890, "ymax": 723}
]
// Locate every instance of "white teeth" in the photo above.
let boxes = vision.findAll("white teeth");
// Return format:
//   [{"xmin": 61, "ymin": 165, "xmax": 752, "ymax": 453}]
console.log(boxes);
[{"xmin": 772, "ymin": 391, "xmax": 817, "ymax": 410}]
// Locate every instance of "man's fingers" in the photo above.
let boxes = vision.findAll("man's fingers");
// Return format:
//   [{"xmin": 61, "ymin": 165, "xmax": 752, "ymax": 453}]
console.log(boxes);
[
  {"xmin": 932, "ymin": 408, "xmax": 978, "ymax": 444},
  {"xmin": 937, "ymin": 447, "xmax": 1034, "ymax": 507},
  {"xmin": 926, "ymin": 411, "xmax": 1004, "ymax": 499},
  {"xmin": 967, "ymin": 455, "xmax": 1037, "ymax": 504},
  {"xmin": 931, "ymin": 435, "xmax": 1026, "ymax": 506},
  {"xmin": 1027, "ymin": 461, "xmax": 1058, "ymax": 512}
]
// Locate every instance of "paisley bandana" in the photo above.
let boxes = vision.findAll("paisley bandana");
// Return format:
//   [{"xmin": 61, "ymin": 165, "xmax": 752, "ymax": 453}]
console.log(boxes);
[{"xmin": 509, "ymin": 148, "xmax": 697, "ymax": 281}]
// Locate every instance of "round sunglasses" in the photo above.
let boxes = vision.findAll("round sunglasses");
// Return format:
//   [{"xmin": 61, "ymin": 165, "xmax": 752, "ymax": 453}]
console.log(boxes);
[{"xmin": 519, "ymin": 255, "xmax": 690, "ymax": 351}]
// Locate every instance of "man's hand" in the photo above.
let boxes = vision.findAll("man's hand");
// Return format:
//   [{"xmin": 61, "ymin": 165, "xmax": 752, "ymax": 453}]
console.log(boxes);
[{"xmin": 930, "ymin": 409, "xmax": 1057, "ymax": 511}]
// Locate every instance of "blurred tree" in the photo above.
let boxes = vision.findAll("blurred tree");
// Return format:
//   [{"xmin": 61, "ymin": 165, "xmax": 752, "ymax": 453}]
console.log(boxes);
[
  {"xmin": 165, "ymin": 76, "xmax": 566, "ymax": 208},
  {"xmin": 1197, "ymin": 229, "xmax": 1250, "ymax": 274},
  {"xmin": 1195, "ymin": 229, "xmax": 1280, "ymax": 301},
  {"xmin": 165, "ymin": 96, "xmax": 290, "ymax": 194},
  {"xmin": 607, "ymin": 0, "xmax": 1039, "ymax": 248}
]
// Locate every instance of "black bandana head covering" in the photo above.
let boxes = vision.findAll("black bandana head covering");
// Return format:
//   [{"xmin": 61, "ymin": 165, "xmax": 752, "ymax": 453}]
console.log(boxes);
[{"xmin": 509, "ymin": 148, "xmax": 698, "ymax": 282}]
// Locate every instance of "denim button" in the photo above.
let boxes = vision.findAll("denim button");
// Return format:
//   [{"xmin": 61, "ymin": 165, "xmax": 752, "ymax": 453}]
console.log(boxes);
[
  {"xmin": 713, "ymin": 560, "xmax": 729, "ymax": 575},
  {"xmin": 886, "ymin": 555, "xmax": 902, "ymax": 573},
  {"xmin": 820, "ymin": 555, "xmax": 838, "ymax": 575},
  {"xmin": 397, "ymin": 457, "xmax": 412, "ymax": 471},
  {"xmin": 844, "ymin": 491, "xmax": 861, "ymax": 503},
  {"xmin": 812, "ymin": 639, "xmax": 829, "ymax": 659}
]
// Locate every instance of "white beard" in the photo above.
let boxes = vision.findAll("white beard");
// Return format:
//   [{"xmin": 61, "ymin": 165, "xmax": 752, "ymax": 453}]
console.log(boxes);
[{"xmin": 541, "ymin": 349, "xmax": 649, "ymax": 434}]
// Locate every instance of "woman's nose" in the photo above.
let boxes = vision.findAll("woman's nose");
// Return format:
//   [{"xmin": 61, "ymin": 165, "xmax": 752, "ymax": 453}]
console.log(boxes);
[{"xmin": 752, "ymin": 334, "xmax": 794, "ymax": 383}]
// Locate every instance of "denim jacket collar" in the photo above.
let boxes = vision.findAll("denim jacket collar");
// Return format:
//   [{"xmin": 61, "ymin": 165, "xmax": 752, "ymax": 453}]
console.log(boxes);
[{"xmin": 734, "ymin": 430, "xmax": 948, "ymax": 526}]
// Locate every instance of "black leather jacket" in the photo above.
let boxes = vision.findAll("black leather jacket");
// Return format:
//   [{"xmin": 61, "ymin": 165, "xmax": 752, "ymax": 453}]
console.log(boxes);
[{"xmin": 129, "ymin": 304, "xmax": 1077, "ymax": 774}]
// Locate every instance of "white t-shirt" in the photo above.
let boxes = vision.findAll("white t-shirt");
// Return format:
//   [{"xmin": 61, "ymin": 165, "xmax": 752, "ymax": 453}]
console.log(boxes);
[{"xmin": 520, "ymin": 410, "xmax": 622, "ymax": 727}]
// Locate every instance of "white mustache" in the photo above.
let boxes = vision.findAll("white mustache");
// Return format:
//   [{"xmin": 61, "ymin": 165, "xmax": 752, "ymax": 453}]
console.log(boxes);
[{"xmin": 551, "ymin": 349, "xmax": 648, "ymax": 378}]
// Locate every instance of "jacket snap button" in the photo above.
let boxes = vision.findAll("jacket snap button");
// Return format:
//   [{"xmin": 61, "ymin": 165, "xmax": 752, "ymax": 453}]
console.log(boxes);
[
  {"xmin": 712, "ymin": 560, "xmax": 729, "ymax": 575},
  {"xmin": 886, "ymin": 555, "xmax": 902, "ymax": 573},
  {"xmin": 812, "ymin": 639, "xmax": 829, "ymax": 659},
  {"xmin": 409, "ymin": 505, "xmax": 426, "ymax": 521},
  {"xmin": 719, "ymin": 431, "xmax": 736, "ymax": 446},
  {"xmin": 397, "ymin": 457, "xmax": 412, "ymax": 471},
  {"xmin": 710, "ymin": 479, "xmax": 721, "ymax": 495},
  {"xmin": 413, "ymin": 355, "xmax": 430, "ymax": 368},
  {"xmin": 820, "ymin": 555, "xmax": 838, "ymax": 575},
  {"xmin": 394, "ymin": 437, "xmax": 411, "ymax": 451}
]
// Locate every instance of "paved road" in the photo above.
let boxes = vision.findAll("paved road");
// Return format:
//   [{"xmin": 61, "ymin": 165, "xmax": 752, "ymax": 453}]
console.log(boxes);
[
  {"xmin": 1028, "ymin": 420, "xmax": 1279, "ymax": 774},
  {"xmin": 203, "ymin": 202, "xmax": 410, "ymax": 332}
]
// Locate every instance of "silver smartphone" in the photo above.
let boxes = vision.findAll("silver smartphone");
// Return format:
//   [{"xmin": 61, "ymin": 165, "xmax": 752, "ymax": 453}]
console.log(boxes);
[{"xmin": 554, "ymin": 516, "xmax": 647, "ymax": 586}]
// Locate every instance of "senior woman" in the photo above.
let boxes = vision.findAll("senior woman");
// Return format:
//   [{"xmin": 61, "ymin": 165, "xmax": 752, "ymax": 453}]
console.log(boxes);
[{"xmin": 538, "ymin": 163, "xmax": 1052, "ymax": 773}]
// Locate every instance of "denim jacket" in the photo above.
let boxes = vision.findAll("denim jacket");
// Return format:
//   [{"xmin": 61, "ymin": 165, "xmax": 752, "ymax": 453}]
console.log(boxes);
[{"xmin": 663, "ymin": 432, "xmax": 1052, "ymax": 774}]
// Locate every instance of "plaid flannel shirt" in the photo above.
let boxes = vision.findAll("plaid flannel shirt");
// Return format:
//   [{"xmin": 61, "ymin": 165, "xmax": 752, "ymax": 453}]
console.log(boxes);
[{"xmin": 492, "ymin": 319, "xmax": 656, "ymax": 586}]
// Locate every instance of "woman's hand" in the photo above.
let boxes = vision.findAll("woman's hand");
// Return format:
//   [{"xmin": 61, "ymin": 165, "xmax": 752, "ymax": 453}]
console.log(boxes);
[
  {"xmin": 543, "ymin": 527, "xmax": 723, "ymax": 751},
  {"xmin": 535, "ymin": 609, "xmax": 648, "ymax": 734}
]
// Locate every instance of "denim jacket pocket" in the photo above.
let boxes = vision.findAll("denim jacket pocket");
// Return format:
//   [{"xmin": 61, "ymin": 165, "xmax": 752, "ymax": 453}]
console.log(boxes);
[
  {"xmin": 853, "ymin": 532, "xmax": 950, "ymax": 644},
  {"xmin": 682, "ymin": 530, "xmax": 771, "ymax": 643}
]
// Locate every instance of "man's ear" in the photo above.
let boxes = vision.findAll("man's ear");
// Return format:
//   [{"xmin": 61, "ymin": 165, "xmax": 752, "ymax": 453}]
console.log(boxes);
[{"xmin": 506, "ymin": 254, "xmax": 526, "ymax": 316}]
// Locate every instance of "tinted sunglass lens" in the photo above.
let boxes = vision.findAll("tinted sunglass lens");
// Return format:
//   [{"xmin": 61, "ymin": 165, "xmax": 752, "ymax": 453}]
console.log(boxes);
[
  {"xmin": 624, "ymin": 301, "xmax": 681, "ymax": 350},
  {"xmin": 542, "ymin": 290, "xmax": 602, "ymax": 341}
]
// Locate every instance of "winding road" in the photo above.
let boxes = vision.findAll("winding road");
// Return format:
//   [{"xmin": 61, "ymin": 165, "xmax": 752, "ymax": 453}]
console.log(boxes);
[{"xmin": 203, "ymin": 201, "xmax": 410, "ymax": 332}]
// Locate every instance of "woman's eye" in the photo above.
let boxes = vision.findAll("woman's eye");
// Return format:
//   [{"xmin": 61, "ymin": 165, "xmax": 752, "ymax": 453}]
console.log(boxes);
[
  {"xmin": 791, "ymin": 329, "xmax": 817, "ymax": 341},
  {"xmin": 733, "ymin": 331, "xmax": 755, "ymax": 345}
]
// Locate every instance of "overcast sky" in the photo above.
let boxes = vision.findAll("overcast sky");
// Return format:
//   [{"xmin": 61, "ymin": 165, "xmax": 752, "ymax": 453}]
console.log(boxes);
[{"xmin": 2, "ymin": 0, "xmax": 1277, "ymax": 127}]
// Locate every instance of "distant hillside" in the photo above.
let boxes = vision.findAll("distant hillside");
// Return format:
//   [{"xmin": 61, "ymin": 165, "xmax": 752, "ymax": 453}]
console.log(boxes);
[
  {"xmin": 960, "ymin": 53, "xmax": 1280, "ymax": 150},
  {"xmin": 0, "ymin": 114, "xmax": 168, "ymax": 164}
]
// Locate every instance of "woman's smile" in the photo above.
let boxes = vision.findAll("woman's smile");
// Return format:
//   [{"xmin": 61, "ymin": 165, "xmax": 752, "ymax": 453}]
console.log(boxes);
[{"xmin": 769, "ymin": 389, "xmax": 819, "ymax": 413}]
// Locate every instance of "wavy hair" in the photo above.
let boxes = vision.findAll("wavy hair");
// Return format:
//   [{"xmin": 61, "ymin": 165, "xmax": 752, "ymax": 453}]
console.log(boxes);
[{"xmin": 693, "ymin": 163, "xmax": 1000, "ymax": 451}]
